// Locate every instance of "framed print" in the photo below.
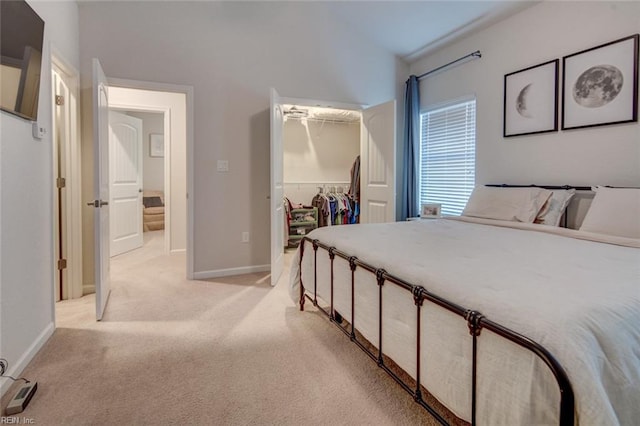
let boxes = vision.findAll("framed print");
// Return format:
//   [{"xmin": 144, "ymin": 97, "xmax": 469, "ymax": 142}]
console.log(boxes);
[
  {"xmin": 149, "ymin": 134, "xmax": 164, "ymax": 157},
  {"xmin": 420, "ymin": 203, "xmax": 441, "ymax": 219},
  {"xmin": 562, "ymin": 34, "xmax": 639, "ymax": 130},
  {"xmin": 504, "ymin": 59, "xmax": 559, "ymax": 137}
]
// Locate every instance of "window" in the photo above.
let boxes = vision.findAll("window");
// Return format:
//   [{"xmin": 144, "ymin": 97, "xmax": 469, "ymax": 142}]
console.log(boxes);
[{"xmin": 419, "ymin": 98, "xmax": 476, "ymax": 216}]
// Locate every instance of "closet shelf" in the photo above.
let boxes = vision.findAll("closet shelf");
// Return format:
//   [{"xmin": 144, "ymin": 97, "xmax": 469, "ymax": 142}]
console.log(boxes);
[
  {"xmin": 290, "ymin": 220, "xmax": 317, "ymax": 226},
  {"xmin": 288, "ymin": 207, "xmax": 318, "ymax": 248}
]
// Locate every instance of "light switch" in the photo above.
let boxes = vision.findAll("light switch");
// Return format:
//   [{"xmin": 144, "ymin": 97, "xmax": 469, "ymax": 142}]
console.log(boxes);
[{"xmin": 217, "ymin": 160, "xmax": 229, "ymax": 172}]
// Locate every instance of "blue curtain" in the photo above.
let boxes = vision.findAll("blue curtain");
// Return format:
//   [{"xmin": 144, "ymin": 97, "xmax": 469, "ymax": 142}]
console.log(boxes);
[{"xmin": 400, "ymin": 75, "xmax": 420, "ymax": 221}]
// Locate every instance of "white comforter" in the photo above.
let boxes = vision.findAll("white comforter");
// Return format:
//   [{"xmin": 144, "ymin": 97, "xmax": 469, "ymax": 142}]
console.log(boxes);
[{"xmin": 289, "ymin": 218, "xmax": 640, "ymax": 426}]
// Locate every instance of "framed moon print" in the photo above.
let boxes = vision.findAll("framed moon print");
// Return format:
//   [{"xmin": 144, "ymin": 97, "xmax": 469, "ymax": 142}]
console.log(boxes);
[
  {"xmin": 562, "ymin": 34, "xmax": 638, "ymax": 130},
  {"xmin": 504, "ymin": 59, "xmax": 559, "ymax": 137}
]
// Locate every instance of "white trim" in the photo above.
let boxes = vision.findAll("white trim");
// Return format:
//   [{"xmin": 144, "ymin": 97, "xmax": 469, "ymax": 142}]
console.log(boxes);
[
  {"xmin": 193, "ymin": 264, "xmax": 270, "ymax": 280},
  {"xmin": 0, "ymin": 323, "xmax": 54, "ymax": 397},
  {"xmin": 107, "ymin": 78, "xmax": 194, "ymax": 280},
  {"xmin": 83, "ymin": 284, "xmax": 95, "ymax": 295}
]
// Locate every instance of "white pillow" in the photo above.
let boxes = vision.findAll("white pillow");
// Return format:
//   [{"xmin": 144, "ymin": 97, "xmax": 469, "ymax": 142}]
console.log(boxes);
[
  {"xmin": 462, "ymin": 186, "xmax": 552, "ymax": 223},
  {"xmin": 535, "ymin": 189, "xmax": 576, "ymax": 227},
  {"xmin": 580, "ymin": 187, "xmax": 640, "ymax": 238}
]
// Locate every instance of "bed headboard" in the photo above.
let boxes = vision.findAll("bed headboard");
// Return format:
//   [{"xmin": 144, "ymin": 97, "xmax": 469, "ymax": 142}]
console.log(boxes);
[{"xmin": 485, "ymin": 184, "xmax": 595, "ymax": 230}]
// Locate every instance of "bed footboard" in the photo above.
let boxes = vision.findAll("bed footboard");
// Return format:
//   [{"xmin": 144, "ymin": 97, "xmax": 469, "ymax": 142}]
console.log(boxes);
[{"xmin": 298, "ymin": 237, "xmax": 575, "ymax": 426}]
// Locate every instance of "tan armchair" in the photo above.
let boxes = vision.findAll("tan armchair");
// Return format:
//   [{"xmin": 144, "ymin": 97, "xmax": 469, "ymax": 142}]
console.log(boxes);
[{"xmin": 143, "ymin": 190, "xmax": 165, "ymax": 231}]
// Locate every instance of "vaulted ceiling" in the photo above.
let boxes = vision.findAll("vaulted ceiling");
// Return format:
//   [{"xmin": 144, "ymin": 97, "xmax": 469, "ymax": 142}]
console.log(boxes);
[{"xmin": 324, "ymin": 1, "xmax": 537, "ymax": 61}]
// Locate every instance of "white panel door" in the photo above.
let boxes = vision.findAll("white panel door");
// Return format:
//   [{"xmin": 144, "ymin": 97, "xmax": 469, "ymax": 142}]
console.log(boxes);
[
  {"xmin": 109, "ymin": 111, "xmax": 143, "ymax": 257},
  {"xmin": 270, "ymin": 88, "xmax": 284, "ymax": 286},
  {"xmin": 360, "ymin": 100, "xmax": 396, "ymax": 223},
  {"xmin": 92, "ymin": 59, "xmax": 111, "ymax": 321}
]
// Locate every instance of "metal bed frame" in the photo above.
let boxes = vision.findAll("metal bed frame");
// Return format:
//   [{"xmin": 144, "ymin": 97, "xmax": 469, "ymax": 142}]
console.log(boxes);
[{"xmin": 297, "ymin": 185, "xmax": 586, "ymax": 425}]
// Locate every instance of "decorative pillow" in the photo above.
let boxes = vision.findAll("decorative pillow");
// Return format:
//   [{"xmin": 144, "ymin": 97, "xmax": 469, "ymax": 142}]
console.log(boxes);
[
  {"xmin": 143, "ymin": 196, "xmax": 164, "ymax": 208},
  {"xmin": 462, "ymin": 186, "xmax": 552, "ymax": 222},
  {"xmin": 579, "ymin": 187, "xmax": 640, "ymax": 238},
  {"xmin": 535, "ymin": 189, "xmax": 576, "ymax": 227}
]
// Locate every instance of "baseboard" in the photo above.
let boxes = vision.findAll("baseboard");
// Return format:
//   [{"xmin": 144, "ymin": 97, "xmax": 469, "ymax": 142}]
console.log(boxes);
[
  {"xmin": 1, "ymin": 322, "xmax": 54, "ymax": 397},
  {"xmin": 82, "ymin": 284, "xmax": 95, "ymax": 295},
  {"xmin": 193, "ymin": 264, "xmax": 270, "ymax": 280}
]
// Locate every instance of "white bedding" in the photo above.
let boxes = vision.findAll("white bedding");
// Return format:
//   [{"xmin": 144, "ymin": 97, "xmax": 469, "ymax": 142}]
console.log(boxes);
[{"xmin": 289, "ymin": 217, "xmax": 640, "ymax": 426}]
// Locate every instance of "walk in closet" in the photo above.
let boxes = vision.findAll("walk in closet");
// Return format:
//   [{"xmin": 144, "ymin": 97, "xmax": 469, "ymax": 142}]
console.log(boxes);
[{"xmin": 283, "ymin": 104, "xmax": 361, "ymax": 247}]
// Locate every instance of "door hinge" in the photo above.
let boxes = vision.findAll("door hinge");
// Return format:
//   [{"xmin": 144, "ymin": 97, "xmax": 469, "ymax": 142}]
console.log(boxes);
[
  {"xmin": 57, "ymin": 259, "xmax": 67, "ymax": 270},
  {"xmin": 56, "ymin": 177, "xmax": 66, "ymax": 189},
  {"xmin": 55, "ymin": 95, "xmax": 64, "ymax": 106}
]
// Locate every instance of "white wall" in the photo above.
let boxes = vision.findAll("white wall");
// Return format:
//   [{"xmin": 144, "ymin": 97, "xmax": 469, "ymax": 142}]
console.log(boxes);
[
  {"xmin": 284, "ymin": 118, "xmax": 360, "ymax": 205},
  {"xmin": 78, "ymin": 2, "xmax": 407, "ymax": 276},
  {"xmin": 127, "ymin": 112, "xmax": 164, "ymax": 192},
  {"xmin": 410, "ymin": 1, "xmax": 640, "ymax": 187},
  {"xmin": 0, "ymin": 0, "xmax": 79, "ymax": 395}
]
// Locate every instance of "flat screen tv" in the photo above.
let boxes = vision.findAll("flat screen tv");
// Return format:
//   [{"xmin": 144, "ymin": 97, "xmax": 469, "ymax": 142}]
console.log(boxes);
[{"xmin": 0, "ymin": 0, "xmax": 45, "ymax": 121}]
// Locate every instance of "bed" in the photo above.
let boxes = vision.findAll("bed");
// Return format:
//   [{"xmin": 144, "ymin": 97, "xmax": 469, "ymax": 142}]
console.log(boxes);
[{"xmin": 289, "ymin": 185, "xmax": 640, "ymax": 425}]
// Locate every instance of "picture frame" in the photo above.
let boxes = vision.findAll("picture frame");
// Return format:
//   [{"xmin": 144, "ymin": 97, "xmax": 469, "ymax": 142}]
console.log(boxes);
[
  {"xmin": 562, "ymin": 34, "xmax": 638, "ymax": 130},
  {"xmin": 503, "ymin": 59, "xmax": 559, "ymax": 137},
  {"xmin": 420, "ymin": 203, "xmax": 442, "ymax": 219},
  {"xmin": 149, "ymin": 134, "xmax": 164, "ymax": 158}
]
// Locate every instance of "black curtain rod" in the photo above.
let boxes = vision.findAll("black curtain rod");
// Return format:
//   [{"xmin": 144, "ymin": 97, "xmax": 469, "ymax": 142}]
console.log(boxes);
[{"xmin": 417, "ymin": 50, "xmax": 482, "ymax": 80}]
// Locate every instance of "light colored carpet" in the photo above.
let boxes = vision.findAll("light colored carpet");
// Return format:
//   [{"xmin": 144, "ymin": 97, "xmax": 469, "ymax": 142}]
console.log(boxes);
[{"xmin": 2, "ymin": 231, "xmax": 446, "ymax": 425}]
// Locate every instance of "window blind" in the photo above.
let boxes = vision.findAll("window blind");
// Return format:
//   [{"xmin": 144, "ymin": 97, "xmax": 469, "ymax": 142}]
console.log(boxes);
[{"xmin": 419, "ymin": 99, "xmax": 476, "ymax": 216}]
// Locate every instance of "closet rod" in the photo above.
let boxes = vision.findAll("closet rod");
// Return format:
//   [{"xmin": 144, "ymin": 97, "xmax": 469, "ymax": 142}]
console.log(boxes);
[{"xmin": 417, "ymin": 50, "xmax": 481, "ymax": 80}]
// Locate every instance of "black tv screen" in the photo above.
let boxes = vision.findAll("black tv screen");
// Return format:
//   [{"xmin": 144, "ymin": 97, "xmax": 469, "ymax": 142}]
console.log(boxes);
[{"xmin": 1, "ymin": 0, "xmax": 45, "ymax": 121}]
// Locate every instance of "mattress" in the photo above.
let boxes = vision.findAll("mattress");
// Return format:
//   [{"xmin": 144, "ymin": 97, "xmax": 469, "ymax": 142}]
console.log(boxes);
[{"xmin": 289, "ymin": 217, "xmax": 640, "ymax": 426}]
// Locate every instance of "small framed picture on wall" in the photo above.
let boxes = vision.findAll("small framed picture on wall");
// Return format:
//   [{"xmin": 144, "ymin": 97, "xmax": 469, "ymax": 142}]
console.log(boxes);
[
  {"xmin": 503, "ymin": 59, "xmax": 559, "ymax": 137},
  {"xmin": 149, "ymin": 134, "xmax": 164, "ymax": 158},
  {"xmin": 420, "ymin": 203, "xmax": 442, "ymax": 219},
  {"xmin": 562, "ymin": 34, "xmax": 639, "ymax": 130}
]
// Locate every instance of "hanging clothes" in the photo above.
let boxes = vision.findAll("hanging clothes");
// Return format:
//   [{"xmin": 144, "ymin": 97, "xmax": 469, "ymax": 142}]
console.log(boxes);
[
  {"xmin": 283, "ymin": 197, "xmax": 292, "ymax": 247},
  {"xmin": 310, "ymin": 186, "xmax": 358, "ymax": 227},
  {"xmin": 349, "ymin": 155, "xmax": 361, "ymax": 202},
  {"xmin": 311, "ymin": 189, "xmax": 330, "ymax": 227}
]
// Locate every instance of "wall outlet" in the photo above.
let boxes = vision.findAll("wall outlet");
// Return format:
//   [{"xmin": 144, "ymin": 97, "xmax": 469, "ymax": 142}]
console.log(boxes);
[
  {"xmin": 217, "ymin": 160, "xmax": 229, "ymax": 172},
  {"xmin": 242, "ymin": 232, "xmax": 249, "ymax": 243}
]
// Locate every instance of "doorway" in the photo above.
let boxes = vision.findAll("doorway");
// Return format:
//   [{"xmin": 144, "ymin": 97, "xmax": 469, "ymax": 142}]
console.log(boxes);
[
  {"xmin": 269, "ymin": 90, "xmax": 397, "ymax": 286},
  {"xmin": 281, "ymin": 104, "xmax": 361, "ymax": 248},
  {"xmin": 108, "ymin": 85, "xmax": 189, "ymax": 258}
]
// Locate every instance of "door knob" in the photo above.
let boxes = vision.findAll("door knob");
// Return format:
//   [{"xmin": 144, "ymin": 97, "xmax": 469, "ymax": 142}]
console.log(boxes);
[{"xmin": 87, "ymin": 200, "xmax": 109, "ymax": 207}]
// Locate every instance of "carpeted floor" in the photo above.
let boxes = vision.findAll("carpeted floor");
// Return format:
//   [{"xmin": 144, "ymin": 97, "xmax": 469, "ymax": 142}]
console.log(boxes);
[{"xmin": 2, "ymin": 231, "xmax": 447, "ymax": 425}]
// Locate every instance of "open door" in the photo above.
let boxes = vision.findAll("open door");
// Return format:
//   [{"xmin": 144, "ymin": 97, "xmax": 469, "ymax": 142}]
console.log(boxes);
[
  {"xmin": 360, "ymin": 100, "xmax": 396, "ymax": 223},
  {"xmin": 91, "ymin": 58, "xmax": 111, "ymax": 320},
  {"xmin": 109, "ymin": 111, "xmax": 143, "ymax": 257},
  {"xmin": 270, "ymin": 88, "xmax": 284, "ymax": 286}
]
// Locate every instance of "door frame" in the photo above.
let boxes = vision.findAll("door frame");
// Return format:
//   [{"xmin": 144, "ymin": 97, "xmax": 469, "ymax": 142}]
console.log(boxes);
[
  {"xmin": 109, "ymin": 78, "xmax": 195, "ymax": 279},
  {"xmin": 51, "ymin": 51, "xmax": 83, "ymax": 301}
]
